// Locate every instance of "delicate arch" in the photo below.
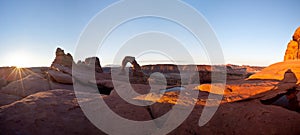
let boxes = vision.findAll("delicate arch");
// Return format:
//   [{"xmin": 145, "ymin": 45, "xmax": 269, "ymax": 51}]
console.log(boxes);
[{"xmin": 121, "ymin": 56, "xmax": 143, "ymax": 77}]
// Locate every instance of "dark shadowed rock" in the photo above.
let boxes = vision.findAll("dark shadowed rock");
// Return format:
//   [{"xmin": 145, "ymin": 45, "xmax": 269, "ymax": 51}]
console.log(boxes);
[
  {"xmin": 0, "ymin": 89, "xmax": 105, "ymax": 135},
  {"xmin": 0, "ymin": 77, "xmax": 7, "ymax": 89},
  {"xmin": 170, "ymin": 100, "xmax": 300, "ymax": 135},
  {"xmin": 49, "ymin": 81, "xmax": 73, "ymax": 90},
  {"xmin": 84, "ymin": 57, "xmax": 103, "ymax": 73},
  {"xmin": 0, "ymin": 92, "xmax": 21, "ymax": 106},
  {"xmin": 88, "ymin": 80, "xmax": 114, "ymax": 95},
  {"xmin": 0, "ymin": 75, "xmax": 51, "ymax": 97}
]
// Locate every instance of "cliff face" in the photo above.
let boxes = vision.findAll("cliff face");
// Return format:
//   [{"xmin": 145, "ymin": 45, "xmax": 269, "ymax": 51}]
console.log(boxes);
[
  {"xmin": 284, "ymin": 27, "xmax": 300, "ymax": 61},
  {"xmin": 139, "ymin": 64, "xmax": 263, "ymax": 85},
  {"xmin": 141, "ymin": 64, "xmax": 258, "ymax": 75}
]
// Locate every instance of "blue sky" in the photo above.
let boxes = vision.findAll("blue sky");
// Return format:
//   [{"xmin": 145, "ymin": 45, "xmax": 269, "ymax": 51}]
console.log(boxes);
[{"xmin": 0, "ymin": 0, "xmax": 299, "ymax": 67}]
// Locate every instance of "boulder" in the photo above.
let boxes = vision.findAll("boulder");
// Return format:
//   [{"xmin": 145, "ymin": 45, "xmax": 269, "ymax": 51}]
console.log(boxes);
[
  {"xmin": 48, "ymin": 70, "xmax": 73, "ymax": 84},
  {"xmin": 51, "ymin": 63, "xmax": 72, "ymax": 75},
  {"xmin": 282, "ymin": 69, "xmax": 298, "ymax": 83}
]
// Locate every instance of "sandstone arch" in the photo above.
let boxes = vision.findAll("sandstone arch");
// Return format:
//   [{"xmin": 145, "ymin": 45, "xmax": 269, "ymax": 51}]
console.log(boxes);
[{"xmin": 121, "ymin": 56, "xmax": 144, "ymax": 77}]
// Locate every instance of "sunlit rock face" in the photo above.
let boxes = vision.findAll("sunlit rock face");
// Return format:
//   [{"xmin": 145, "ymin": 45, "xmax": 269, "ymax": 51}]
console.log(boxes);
[
  {"xmin": 251, "ymin": 27, "xmax": 300, "ymax": 82},
  {"xmin": 284, "ymin": 27, "xmax": 300, "ymax": 61},
  {"xmin": 293, "ymin": 26, "xmax": 300, "ymax": 41},
  {"xmin": 249, "ymin": 60, "xmax": 300, "ymax": 83}
]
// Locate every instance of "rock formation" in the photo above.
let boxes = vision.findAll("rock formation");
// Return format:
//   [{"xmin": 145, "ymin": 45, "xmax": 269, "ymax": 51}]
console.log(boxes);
[
  {"xmin": 250, "ymin": 27, "xmax": 300, "ymax": 82},
  {"xmin": 141, "ymin": 64, "xmax": 256, "ymax": 85},
  {"xmin": 51, "ymin": 48, "xmax": 74, "ymax": 68},
  {"xmin": 282, "ymin": 69, "xmax": 298, "ymax": 83},
  {"xmin": 84, "ymin": 57, "xmax": 103, "ymax": 73},
  {"xmin": 47, "ymin": 70, "xmax": 73, "ymax": 84},
  {"xmin": 121, "ymin": 56, "xmax": 144, "ymax": 77},
  {"xmin": 249, "ymin": 60, "xmax": 300, "ymax": 82},
  {"xmin": 284, "ymin": 27, "xmax": 300, "ymax": 61},
  {"xmin": 293, "ymin": 26, "xmax": 300, "ymax": 41},
  {"xmin": 141, "ymin": 64, "xmax": 180, "ymax": 74},
  {"xmin": 1, "ymin": 44, "xmax": 300, "ymax": 134}
]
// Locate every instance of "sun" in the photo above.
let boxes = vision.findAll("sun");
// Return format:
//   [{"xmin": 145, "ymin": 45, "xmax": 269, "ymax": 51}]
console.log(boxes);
[{"xmin": 7, "ymin": 52, "xmax": 32, "ymax": 68}]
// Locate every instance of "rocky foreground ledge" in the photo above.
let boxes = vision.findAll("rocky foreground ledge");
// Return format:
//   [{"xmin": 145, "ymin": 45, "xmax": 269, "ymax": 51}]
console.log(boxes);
[{"xmin": 0, "ymin": 76, "xmax": 299, "ymax": 134}]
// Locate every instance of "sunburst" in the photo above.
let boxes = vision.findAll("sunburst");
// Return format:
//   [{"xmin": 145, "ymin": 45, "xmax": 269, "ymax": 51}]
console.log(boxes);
[{"xmin": 5, "ymin": 67, "xmax": 41, "ymax": 97}]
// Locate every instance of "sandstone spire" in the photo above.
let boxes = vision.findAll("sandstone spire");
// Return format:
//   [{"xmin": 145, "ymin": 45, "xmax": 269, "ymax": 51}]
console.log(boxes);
[
  {"xmin": 51, "ymin": 47, "xmax": 75, "ymax": 68},
  {"xmin": 284, "ymin": 27, "xmax": 300, "ymax": 61}
]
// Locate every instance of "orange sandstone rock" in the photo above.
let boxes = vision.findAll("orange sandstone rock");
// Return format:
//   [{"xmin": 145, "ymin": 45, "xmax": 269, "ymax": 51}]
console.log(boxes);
[
  {"xmin": 293, "ymin": 27, "xmax": 300, "ymax": 41},
  {"xmin": 284, "ymin": 27, "xmax": 300, "ymax": 61},
  {"xmin": 249, "ymin": 60, "xmax": 300, "ymax": 83}
]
